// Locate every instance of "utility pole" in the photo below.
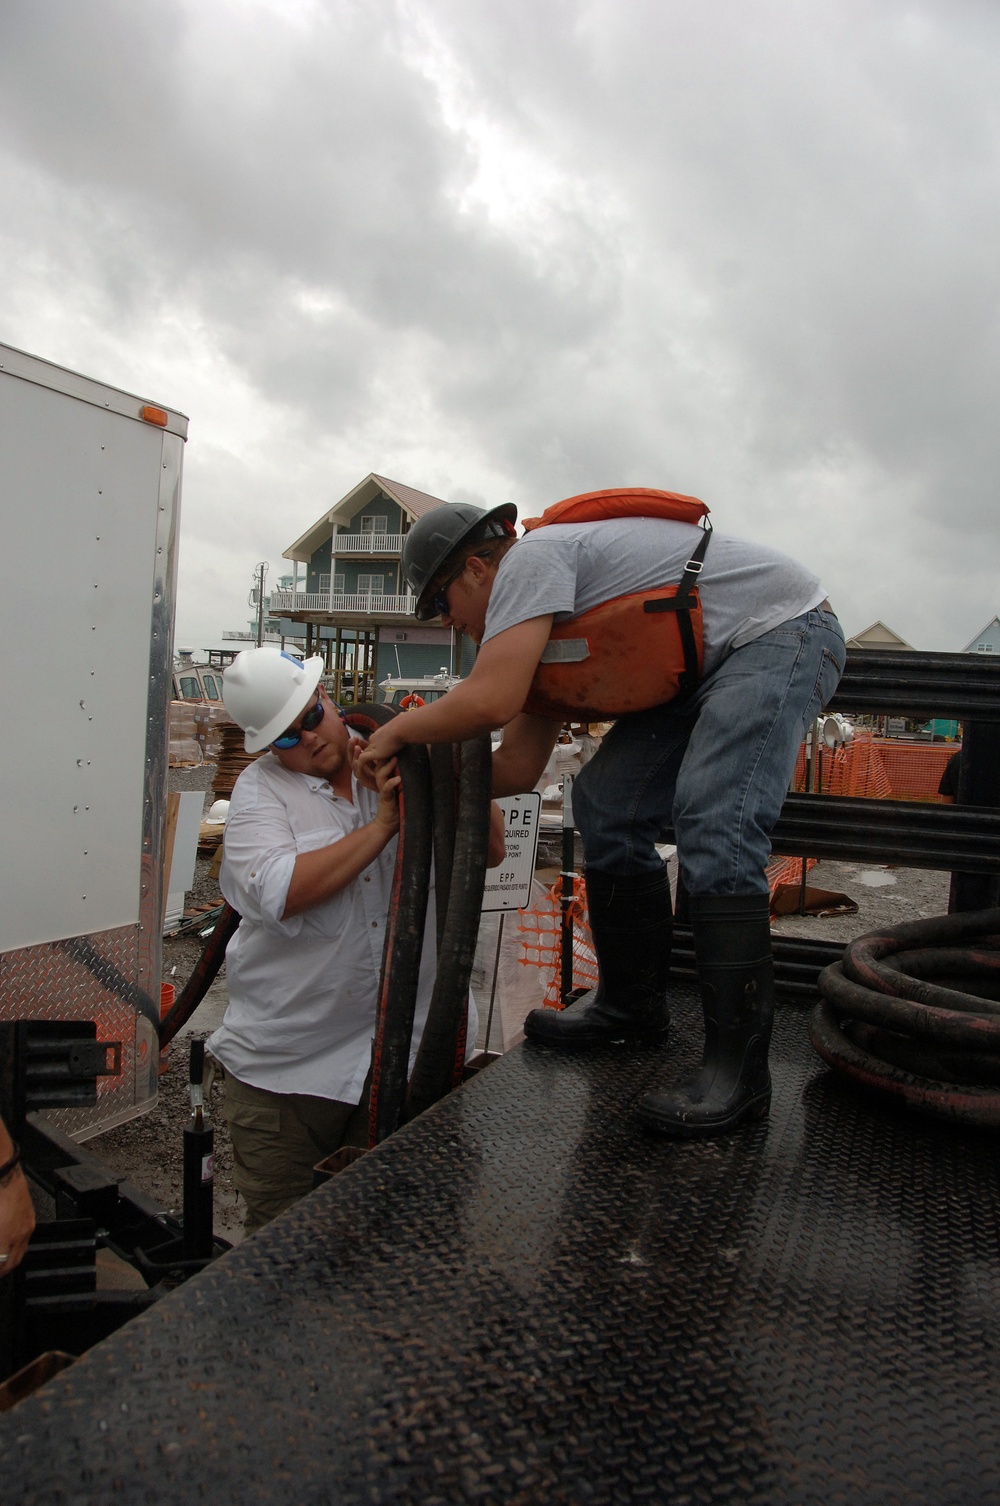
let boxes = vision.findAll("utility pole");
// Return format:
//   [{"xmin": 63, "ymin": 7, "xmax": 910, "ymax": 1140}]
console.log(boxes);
[{"xmin": 250, "ymin": 562, "xmax": 268, "ymax": 646}]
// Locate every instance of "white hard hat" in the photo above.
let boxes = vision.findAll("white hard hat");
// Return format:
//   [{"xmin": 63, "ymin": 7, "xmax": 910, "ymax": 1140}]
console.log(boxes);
[
  {"xmin": 206, "ymin": 799, "xmax": 230, "ymax": 823},
  {"xmin": 222, "ymin": 647, "xmax": 325, "ymax": 753}
]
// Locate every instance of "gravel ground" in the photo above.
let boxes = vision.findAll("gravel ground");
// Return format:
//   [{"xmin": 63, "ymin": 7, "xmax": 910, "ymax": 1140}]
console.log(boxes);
[{"xmin": 85, "ymin": 759, "xmax": 954, "ymax": 1249}]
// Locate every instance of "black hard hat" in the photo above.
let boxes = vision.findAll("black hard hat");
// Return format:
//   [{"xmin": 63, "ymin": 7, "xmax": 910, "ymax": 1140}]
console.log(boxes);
[{"xmin": 403, "ymin": 502, "xmax": 518, "ymax": 621}]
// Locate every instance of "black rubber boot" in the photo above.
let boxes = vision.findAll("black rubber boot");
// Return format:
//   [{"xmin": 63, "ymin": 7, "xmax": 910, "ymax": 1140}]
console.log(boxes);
[
  {"xmin": 636, "ymin": 893, "xmax": 774, "ymax": 1136},
  {"xmin": 523, "ymin": 868, "xmax": 672, "ymax": 1049}
]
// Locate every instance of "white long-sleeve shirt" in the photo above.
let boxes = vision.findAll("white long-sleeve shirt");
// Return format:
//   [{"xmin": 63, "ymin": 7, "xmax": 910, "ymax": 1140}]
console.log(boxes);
[{"xmin": 208, "ymin": 744, "xmax": 474, "ymax": 1101}]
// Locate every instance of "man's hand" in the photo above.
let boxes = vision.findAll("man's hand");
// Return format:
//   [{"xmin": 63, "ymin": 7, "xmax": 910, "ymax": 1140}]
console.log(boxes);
[
  {"xmin": 357, "ymin": 720, "xmax": 408, "ymax": 781},
  {"xmin": 372, "ymin": 758, "xmax": 401, "ymax": 836},
  {"xmin": 357, "ymin": 616, "xmax": 555, "ymax": 782}
]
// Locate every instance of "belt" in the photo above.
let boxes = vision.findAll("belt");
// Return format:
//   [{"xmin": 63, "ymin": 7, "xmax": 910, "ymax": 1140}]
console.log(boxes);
[{"xmin": 818, "ymin": 598, "xmax": 834, "ymax": 615}]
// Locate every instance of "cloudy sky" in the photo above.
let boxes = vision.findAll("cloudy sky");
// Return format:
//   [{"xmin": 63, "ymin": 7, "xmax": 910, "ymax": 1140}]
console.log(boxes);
[{"xmin": 2, "ymin": 0, "xmax": 997, "ymax": 653}]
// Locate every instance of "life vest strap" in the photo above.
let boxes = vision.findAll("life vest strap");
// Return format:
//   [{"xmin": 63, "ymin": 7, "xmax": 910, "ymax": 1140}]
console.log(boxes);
[{"xmin": 638, "ymin": 522, "xmax": 711, "ymax": 698}]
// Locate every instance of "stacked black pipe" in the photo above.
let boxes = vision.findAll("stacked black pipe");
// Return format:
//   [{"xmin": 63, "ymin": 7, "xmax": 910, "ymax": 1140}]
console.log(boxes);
[
  {"xmin": 811, "ymin": 907, "xmax": 1000, "ymax": 1128},
  {"xmin": 341, "ymin": 708, "xmax": 493, "ymax": 1145}
]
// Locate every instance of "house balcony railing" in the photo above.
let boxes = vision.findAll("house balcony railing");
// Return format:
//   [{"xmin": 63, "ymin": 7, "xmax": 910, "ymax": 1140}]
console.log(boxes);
[
  {"xmin": 270, "ymin": 590, "xmax": 416, "ymax": 616},
  {"xmin": 222, "ymin": 629, "xmax": 283, "ymax": 642},
  {"xmin": 332, "ymin": 533, "xmax": 406, "ymax": 555}
]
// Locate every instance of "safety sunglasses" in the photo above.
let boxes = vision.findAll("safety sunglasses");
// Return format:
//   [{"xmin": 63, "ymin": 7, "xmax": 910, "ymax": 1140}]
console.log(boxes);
[
  {"xmin": 428, "ymin": 559, "xmax": 468, "ymax": 619},
  {"xmin": 428, "ymin": 549, "xmax": 495, "ymax": 618},
  {"xmin": 272, "ymin": 693, "xmax": 325, "ymax": 749}
]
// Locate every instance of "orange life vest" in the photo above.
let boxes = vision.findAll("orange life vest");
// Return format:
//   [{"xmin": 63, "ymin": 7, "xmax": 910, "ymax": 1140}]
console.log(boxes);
[{"xmin": 518, "ymin": 487, "xmax": 712, "ymax": 722}]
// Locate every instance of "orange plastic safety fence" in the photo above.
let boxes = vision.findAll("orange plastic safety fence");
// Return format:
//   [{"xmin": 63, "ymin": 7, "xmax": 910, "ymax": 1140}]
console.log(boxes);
[
  {"xmin": 765, "ymin": 855, "xmax": 816, "ymax": 891},
  {"xmin": 517, "ymin": 877, "xmax": 598, "ymax": 1010},
  {"xmin": 792, "ymin": 732, "xmax": 959, "ymax": 802},
  {"xmin": 517, "ymin": 861, "xmax": 809, "ymax": 1011}
]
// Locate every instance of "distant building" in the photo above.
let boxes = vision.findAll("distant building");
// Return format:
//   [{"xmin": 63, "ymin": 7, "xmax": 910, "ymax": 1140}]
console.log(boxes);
[
  {"xmin": 961, "ymin": 617, "xmax": 1000, "ymax": 654},
  {"xmin": 845, "ymin": 621, "xmax": 914, "ymax": 652},
  {"xmin": 268, "ymin": 474, "xmax": 474, "ymax": 702}
]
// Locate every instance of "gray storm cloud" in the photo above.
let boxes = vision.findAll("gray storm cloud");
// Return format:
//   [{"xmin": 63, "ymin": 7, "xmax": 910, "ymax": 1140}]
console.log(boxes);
[{"xmin": 0, "ymin": 0, "xmax": 997, "ymax": 649}]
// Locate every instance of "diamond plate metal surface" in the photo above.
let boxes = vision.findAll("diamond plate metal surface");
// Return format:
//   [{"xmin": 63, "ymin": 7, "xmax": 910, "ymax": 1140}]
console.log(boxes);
[
  {"xmin": 2, "ymin": 987, "xmax": 998, "ymax": 1504},
  {"xmin": 0, "ymin": 924, "xmax": 146, "ymax": 1137}
]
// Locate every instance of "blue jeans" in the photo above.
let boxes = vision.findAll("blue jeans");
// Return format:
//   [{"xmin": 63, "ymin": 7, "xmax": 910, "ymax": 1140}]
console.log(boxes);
[{"xmin": 572, "ymin": 607, "xmax": 847, "ymax": 894}]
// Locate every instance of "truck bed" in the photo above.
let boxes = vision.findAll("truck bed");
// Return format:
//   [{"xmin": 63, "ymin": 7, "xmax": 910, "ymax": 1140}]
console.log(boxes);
[{"xmin": 2, "ymin": 982, "xmax": 998, "ymax": 1504}]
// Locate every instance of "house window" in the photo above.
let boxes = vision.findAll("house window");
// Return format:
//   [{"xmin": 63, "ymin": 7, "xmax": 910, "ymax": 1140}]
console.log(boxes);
[
  {"xmin": 361, "ymin": 515, "xmax": 388, "ymax": 535},
  {"xmin": 319, "ymin": 574, "xmax": 330, "ymax": 592},
  {"xmin": 357, "ymin": 574, "xmax": 385, "ymax": 596},
  {"xmin": 319, "ymin": 574, "xmax": 346, "ymax": 594}
]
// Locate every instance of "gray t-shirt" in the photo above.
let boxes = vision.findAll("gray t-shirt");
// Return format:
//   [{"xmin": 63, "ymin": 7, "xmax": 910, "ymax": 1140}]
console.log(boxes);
[{"xmin": 482, "ymin": 518, "xmax": 826, "ymax": 677}]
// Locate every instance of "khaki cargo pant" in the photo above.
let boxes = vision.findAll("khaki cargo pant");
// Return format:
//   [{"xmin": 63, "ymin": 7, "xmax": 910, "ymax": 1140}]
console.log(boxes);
[{"xmin": 221, "ymin": 1069, "xmax": 370, "ymax": 1235}]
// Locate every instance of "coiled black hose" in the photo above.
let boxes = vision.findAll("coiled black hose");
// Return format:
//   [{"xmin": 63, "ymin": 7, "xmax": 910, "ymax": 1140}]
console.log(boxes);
[{"xmin": 811, "ymin": 907, "xmax": 1000, "ymax": 1128}]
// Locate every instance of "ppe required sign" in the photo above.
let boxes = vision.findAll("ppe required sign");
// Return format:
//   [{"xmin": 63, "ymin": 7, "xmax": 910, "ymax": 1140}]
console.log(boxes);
[{"xmin": 482, "ymin": 793, "xmax": 542, "ymax": 912}]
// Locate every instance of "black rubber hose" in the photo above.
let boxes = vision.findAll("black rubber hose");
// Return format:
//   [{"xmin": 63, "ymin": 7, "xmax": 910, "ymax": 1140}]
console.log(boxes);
[
  {"xmin": 818, "ymin": 960, "xmax": 1000, "ymax": 1050},
  {"xmin": 429, "ymin": 743, "xmax": 458, "ymax": 955},
  {"xmin": 159, "ymin": 904, "xmax": 242, "ymax": 1048},
  {"xmin": 404, "ymin": 735, "xmax": 492, "ymax": 1123},
  {"xmin": 812, "ymin": 906, "xmax": 1000, "ymax": 1128},
  {"xmin": 367, "ymin": 740, "xmax": 434, "ymax": 1145},
  {"xmin": 841, "ymin": 908, "xmax": 1000, "ymax": 1012},
  {"xmin": 809, "ymin": 999, "xmax": 1000, "ymax": 1129},
  {"xmin": 344, "ymin": 703, "xmax": 399, "ymax": 737}
]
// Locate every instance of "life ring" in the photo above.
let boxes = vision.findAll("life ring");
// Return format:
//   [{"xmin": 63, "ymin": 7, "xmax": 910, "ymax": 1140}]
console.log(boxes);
[{"xmin": 399, "ymin": 694, "xmax": 426, "ymax": 710}]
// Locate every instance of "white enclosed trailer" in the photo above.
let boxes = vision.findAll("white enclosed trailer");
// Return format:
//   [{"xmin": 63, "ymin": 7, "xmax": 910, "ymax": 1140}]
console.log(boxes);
[{"xmin": 0, "ymin": 342, "xmax": 187, "ymax": 1137}]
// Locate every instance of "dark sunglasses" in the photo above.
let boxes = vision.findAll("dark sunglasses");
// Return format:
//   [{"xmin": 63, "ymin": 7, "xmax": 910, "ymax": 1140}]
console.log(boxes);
[
  {"xmin": 272, "ymin": 693, "xmax": 325, "ymax": 749},
  {"xmin": 428, "ymin": 548, "xmax": 498, "ymax": 617},
  {"xmin": 428, "ymin": 559, "xmax": 468, "ymax": 619}
]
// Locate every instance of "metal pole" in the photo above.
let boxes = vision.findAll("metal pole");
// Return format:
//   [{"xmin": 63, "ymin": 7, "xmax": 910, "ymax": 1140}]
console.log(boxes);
[
  {"xmin": 182, "ymin": 1040, "xmax": 214, "ymax": 1263},
  {"xmin": 484, "ymin": 914, "xmax": 505, "ymax": 1056},
  {"xmin": 798, "ymin": 721, "xmax": 817, "ymax": 915},
  {"xmin": 254, "ymin": 562, "xmax": 267, "ymax": 647},
  {"xmin": 560, "ymin": 775, "xmax": 575, "ymax": 1004}
]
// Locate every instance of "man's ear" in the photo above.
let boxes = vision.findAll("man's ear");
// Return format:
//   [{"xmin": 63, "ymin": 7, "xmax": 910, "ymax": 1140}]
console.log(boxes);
[{"xmin": 464, "ymin": 553, "xmax": 494, "ymax": 586}]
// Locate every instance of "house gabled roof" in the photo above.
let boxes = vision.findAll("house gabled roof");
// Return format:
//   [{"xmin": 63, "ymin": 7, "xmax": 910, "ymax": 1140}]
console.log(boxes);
[
  {"xmin": 961, "ymin": 617, "xmax": 1000, "ymax": 652},
  {"xmin": 283, "ymin": 473, "xmax": 451, "ymax": 563},
  {"xmin": 844, "ymin": 620, "xmax": 915, "ymax": 651}
]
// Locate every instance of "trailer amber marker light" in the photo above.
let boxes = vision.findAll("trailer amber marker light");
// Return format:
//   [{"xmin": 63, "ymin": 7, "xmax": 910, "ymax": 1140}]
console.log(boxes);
[{"xmin": 140, "ymin": 404, "xmax": 168, "ymax": 426}]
